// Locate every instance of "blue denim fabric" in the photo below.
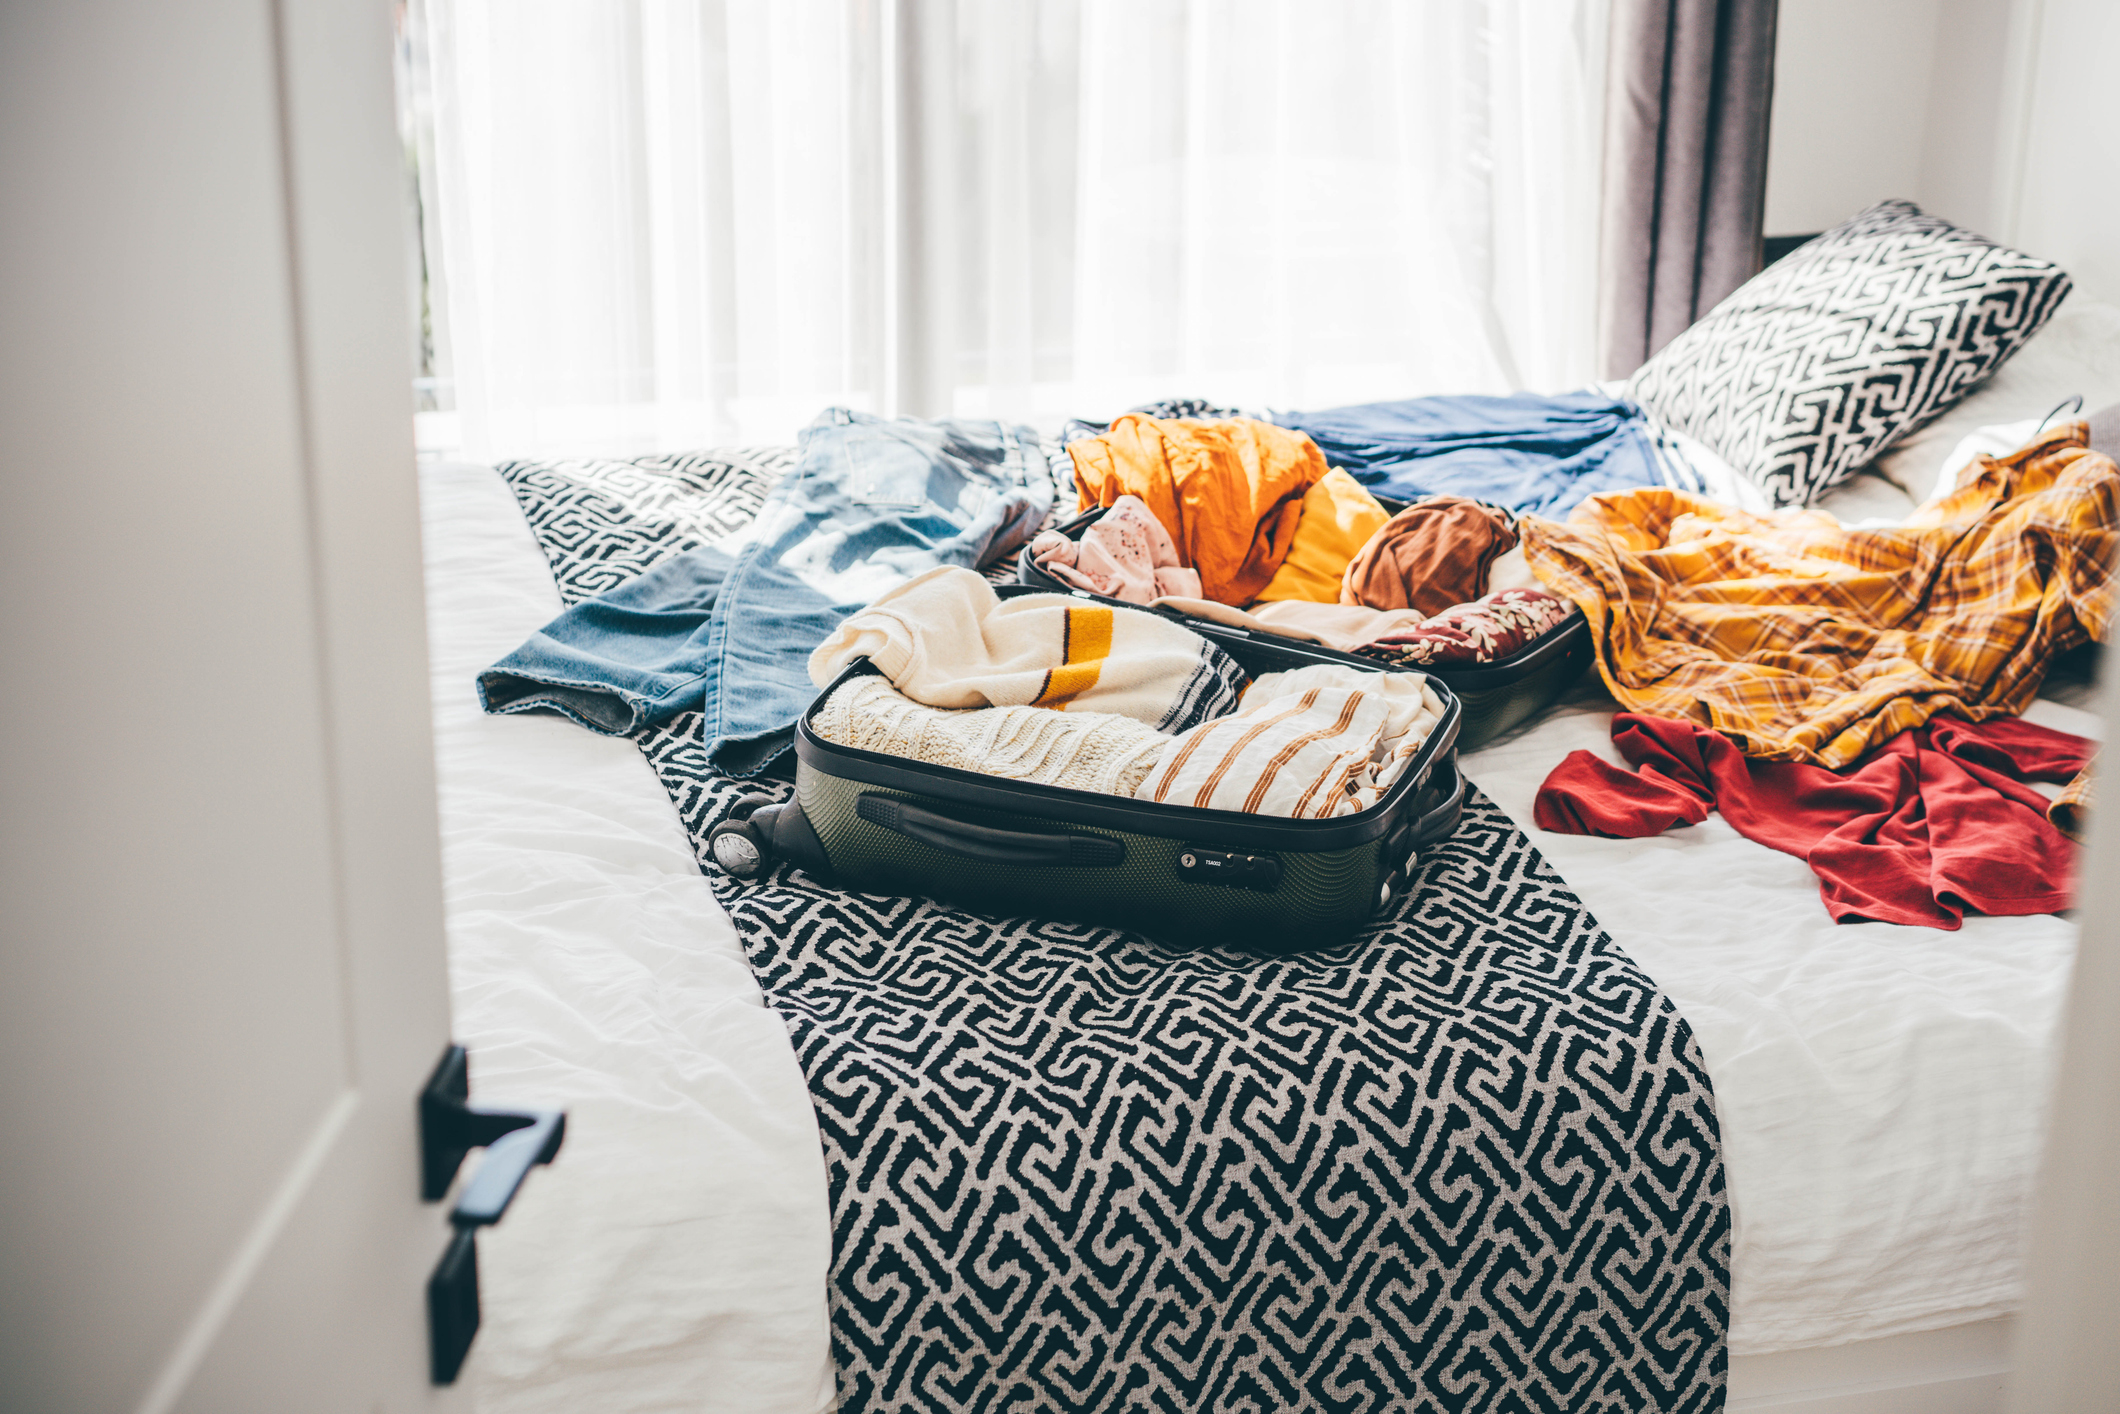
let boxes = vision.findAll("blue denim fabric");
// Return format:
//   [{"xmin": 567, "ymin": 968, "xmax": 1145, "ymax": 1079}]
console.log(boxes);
[
  {"xmin": 477, "ymin": 547, "xmax": 738, "ymax": 735},
  {"xmin": 479, "ymin": 409, "xmax": 1053, "ymax": 776},
  {"xmin": 1272, "ymin": 391, "xmax": 1663, "ymax": 518}
]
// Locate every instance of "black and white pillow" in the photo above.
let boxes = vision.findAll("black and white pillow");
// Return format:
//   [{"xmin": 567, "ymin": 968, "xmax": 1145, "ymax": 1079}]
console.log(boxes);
[{"xmin": 1629, "ymin": 200, "xmax": 2072, "ymax": 507}]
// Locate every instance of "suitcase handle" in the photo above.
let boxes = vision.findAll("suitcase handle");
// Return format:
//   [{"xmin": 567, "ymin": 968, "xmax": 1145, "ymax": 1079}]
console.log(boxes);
[
  {"xmin": 1384, "ymin": 759, "xmax": 1465, "ymax": 863},
  {"xmin": 1410, "ymin": 759, "xmax": 1466, "ymax": 846},
  {"xmin": 857, "ymin": 794, "xmax": 1127, "ymax": 868}
]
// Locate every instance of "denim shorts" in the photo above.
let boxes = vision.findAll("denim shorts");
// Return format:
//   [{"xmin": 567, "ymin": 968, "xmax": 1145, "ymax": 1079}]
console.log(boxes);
[{"xmin": 479, "ymin": 409, "xmax": 1054, "ymax": 776}]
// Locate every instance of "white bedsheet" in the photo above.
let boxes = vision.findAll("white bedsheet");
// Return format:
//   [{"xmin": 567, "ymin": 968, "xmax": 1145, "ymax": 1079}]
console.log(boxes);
[
  {"xmin": 1462, "ymin": 683, "xmax": 2095, "ymax": 1354},
  {"xmin": 421, "ymin": 461, "xmax": 835, "ymax": 1414},
  {"xmin": 421, "ymin": 448, "xmax": 2098, "ymax": 1407}
]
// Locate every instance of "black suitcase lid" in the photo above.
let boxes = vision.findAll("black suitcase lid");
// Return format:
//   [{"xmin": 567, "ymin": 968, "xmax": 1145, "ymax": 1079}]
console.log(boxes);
[
  {"xmin": 794, "ymin": 652, "xmax": 1464, "ymax": 853},
  {"xmin": 1015, "ymin": 501, "xmax": 1588, "ymax": 692}
]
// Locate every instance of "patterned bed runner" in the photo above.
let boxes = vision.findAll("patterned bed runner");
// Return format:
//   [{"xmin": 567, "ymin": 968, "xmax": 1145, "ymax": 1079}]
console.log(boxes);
[{"xmin": 497, "ymin": 450, "xmax": 1730, "ymax": 1413}]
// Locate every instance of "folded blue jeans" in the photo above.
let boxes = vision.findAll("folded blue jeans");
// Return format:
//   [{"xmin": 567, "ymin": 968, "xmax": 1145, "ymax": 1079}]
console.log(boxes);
[
  {"xmin": 479, "ymin": 409, "xmax": 1053, "ymax": 775},
  {"xmin": 1273, "ymin": 391, "xmax": 1663, "ymax": 518}
]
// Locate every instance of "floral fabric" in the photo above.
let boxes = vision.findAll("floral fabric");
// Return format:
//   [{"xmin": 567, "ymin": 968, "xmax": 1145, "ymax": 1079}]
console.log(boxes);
[
  {"xmin": 1028, "ymin": 494, "xmax": 1202, "ymax": 604},
  {"xmin": 1356, "ymin": 588, "xmax": 1573, "ymax": 668}
]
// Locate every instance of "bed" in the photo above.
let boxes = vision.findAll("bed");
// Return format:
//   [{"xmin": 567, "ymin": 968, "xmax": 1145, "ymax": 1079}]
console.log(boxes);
[{"xmin": 419, "ymin": 297, "xmax": 2118, "ymax": 1413}]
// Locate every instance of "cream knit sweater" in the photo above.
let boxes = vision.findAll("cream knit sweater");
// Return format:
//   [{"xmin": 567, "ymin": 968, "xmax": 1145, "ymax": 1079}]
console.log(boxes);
[{"xmin": 811, "ymin": 675, "xmax": 1171, "ymax": 797}]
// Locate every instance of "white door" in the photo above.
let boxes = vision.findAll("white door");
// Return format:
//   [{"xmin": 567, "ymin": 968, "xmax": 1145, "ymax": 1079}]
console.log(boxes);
[{"xmin": 0, "ymin": 1, "xmax": 482, "ymax": 1409}]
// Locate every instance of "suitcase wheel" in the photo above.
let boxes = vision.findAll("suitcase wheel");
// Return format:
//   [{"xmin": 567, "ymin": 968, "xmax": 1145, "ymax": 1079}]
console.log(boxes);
[
  {"xmin": 708, "ymin": 818, "xmax": 766, "ymax": 877},
  {"xmin": 709, "ymin": 797, "xmax": 780, "ymax": 878},
  {"xmin": 726, "ymin": 793, "xmax": 775, "ymax": 823}
]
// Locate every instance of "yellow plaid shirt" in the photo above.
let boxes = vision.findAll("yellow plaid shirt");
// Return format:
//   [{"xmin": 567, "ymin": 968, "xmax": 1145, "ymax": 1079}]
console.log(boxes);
[{"xmin": 1522, "ymin": 422, "xmax": 2116, "ymax": 768}]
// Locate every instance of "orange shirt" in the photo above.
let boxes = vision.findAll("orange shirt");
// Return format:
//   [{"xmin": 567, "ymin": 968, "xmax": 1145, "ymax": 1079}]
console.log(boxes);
[
  {"xmin": 1254, "ymin": 469, "xmax": 1393, "ymax": 603},
  {"xmin": 1069, "ymin": 415, "xmax": 1325, "ymax": 605}
]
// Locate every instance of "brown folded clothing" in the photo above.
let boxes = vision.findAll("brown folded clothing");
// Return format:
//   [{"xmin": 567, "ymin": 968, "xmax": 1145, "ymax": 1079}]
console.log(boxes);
[{"xmin": 1340, "ymin": 495, "xmax": 1518, "ymax": 616}]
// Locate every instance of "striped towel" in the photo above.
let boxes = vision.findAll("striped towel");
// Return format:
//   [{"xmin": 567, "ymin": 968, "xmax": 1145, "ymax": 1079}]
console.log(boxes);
[
  {"xmin": 808, "ymin": 566, "xmax": 1245, "ymax": 733},
  {"xmin": 1136, "ymin": 665, "xmax": 1446, "ymax": 818}
]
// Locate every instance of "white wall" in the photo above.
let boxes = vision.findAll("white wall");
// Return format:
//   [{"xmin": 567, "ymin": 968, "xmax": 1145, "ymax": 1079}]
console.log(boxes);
[
  {"xmin": 1763, "ymin": 0, "xmax": 2117, "ymax": 303},
  {"xmin": 1913, "ymin": 0, "xmax": 2018, "ymax": 238},
  {"xmin": 2008, "ymin": 0, "xmax": 2120, "ymax": 303},
  {"xmin": 1763, "ymin": 0, "xmax": 1946, "ymax": 236}
]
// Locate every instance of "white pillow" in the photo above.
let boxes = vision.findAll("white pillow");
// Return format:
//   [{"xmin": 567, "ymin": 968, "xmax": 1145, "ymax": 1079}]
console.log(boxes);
[
  {"xmin": 1874, "ymin": 296, "xmax": 2120, "ymax": 495},
  {"xmin": 1924, "ymin": 419, "xmax": 2044, "ymax": 505}
]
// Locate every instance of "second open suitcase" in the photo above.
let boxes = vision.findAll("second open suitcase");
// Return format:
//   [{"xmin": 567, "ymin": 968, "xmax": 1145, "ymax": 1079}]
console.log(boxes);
[{"xmin": 1016, "ymin": 502, "xmax": 1592, "ymax": 751}]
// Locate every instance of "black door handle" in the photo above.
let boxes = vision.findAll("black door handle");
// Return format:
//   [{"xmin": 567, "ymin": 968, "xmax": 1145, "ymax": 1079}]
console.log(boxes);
[
  {"xmin": 449, "ymin": 1109, "xmax": 565, "ymax": 1227},
  {"xmin": 418, "ymin": 1044, "xmax": 567, "ymax": 1213},
  {"xmin": 418, "ymin": 1044, "xmax": 567, "ymax": 1384}
]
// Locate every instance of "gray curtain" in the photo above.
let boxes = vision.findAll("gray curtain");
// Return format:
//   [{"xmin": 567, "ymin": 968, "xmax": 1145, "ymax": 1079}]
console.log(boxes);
[{"xmin": 1599, "ymin": 0, "xmax": 1779, "ymax": 380}]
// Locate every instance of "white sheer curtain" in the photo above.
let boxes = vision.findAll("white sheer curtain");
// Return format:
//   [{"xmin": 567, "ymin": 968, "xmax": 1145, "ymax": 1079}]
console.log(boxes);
[{"xmin": 404, "ymin": 0, "xmax": 1608, "ymax": 459}]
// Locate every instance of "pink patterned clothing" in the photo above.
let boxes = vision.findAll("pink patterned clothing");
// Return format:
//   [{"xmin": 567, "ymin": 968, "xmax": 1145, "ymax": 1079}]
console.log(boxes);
[{"xmin": 1029, "ymin": 495, "xmax": 1202, "ymax": 603}]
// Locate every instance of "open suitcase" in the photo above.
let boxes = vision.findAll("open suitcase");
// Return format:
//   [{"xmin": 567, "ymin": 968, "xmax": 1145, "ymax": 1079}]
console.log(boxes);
[
  {"xmin": 709, "ymin": 586, "xmax": 1468, "ymax": 950},
  {"xmin": 1017, "ymin": 502, "xmax": 1593, "ymax": 752}
]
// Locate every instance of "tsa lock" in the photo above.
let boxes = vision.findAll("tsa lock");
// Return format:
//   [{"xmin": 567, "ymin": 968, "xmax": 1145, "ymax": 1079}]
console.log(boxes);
[{"xmin": 1175, "ymin": 847, "xmax": 1283, "ymax": 891}]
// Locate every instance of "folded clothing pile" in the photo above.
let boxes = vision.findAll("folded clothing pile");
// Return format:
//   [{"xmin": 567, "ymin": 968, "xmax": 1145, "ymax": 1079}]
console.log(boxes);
[
  {"xmin": 1136, "ymin": 665, "xmax": 1446, "ymax": 818},
  {"xmin": 1035, "ymin": 409, "xmax": 1578, "ymax": 668},
  {"xmin": 806, "ymin": 568, "xmax": 1447, "ymax": 819},
  {"xmin": 811, "ymin": 675, "xmax": 1172, "ymax": 798},
  {"xmin": 809, "ymin": 565, "xmax": 1244, "ymax": 731}
]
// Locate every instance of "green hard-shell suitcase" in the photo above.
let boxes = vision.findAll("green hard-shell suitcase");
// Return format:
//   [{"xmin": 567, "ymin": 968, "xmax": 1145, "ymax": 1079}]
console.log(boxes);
[
  {"xmin": 708, "ymin": 601, "xmax": 1467, "ymax": 951},
  {"xmin": 1016, "ymin": 502, "xmax": 1592, "ymax": 752}
]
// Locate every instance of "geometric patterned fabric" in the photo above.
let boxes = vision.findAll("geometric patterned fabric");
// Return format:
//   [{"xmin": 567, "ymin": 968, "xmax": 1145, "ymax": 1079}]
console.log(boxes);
[
  {"xmin": 496, "ymin": 447, "xmax": 1732, "ymax": 1413},
  {"xmin": 1629, "ymin": 200, "xmax": 2072, "ymax": 507}
]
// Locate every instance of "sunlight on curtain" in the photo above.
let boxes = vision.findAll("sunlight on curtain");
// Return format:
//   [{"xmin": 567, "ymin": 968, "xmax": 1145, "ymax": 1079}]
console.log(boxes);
[{"xmin": 406, "ymin": 0, "xmax": 1608, "ymax": 459}]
